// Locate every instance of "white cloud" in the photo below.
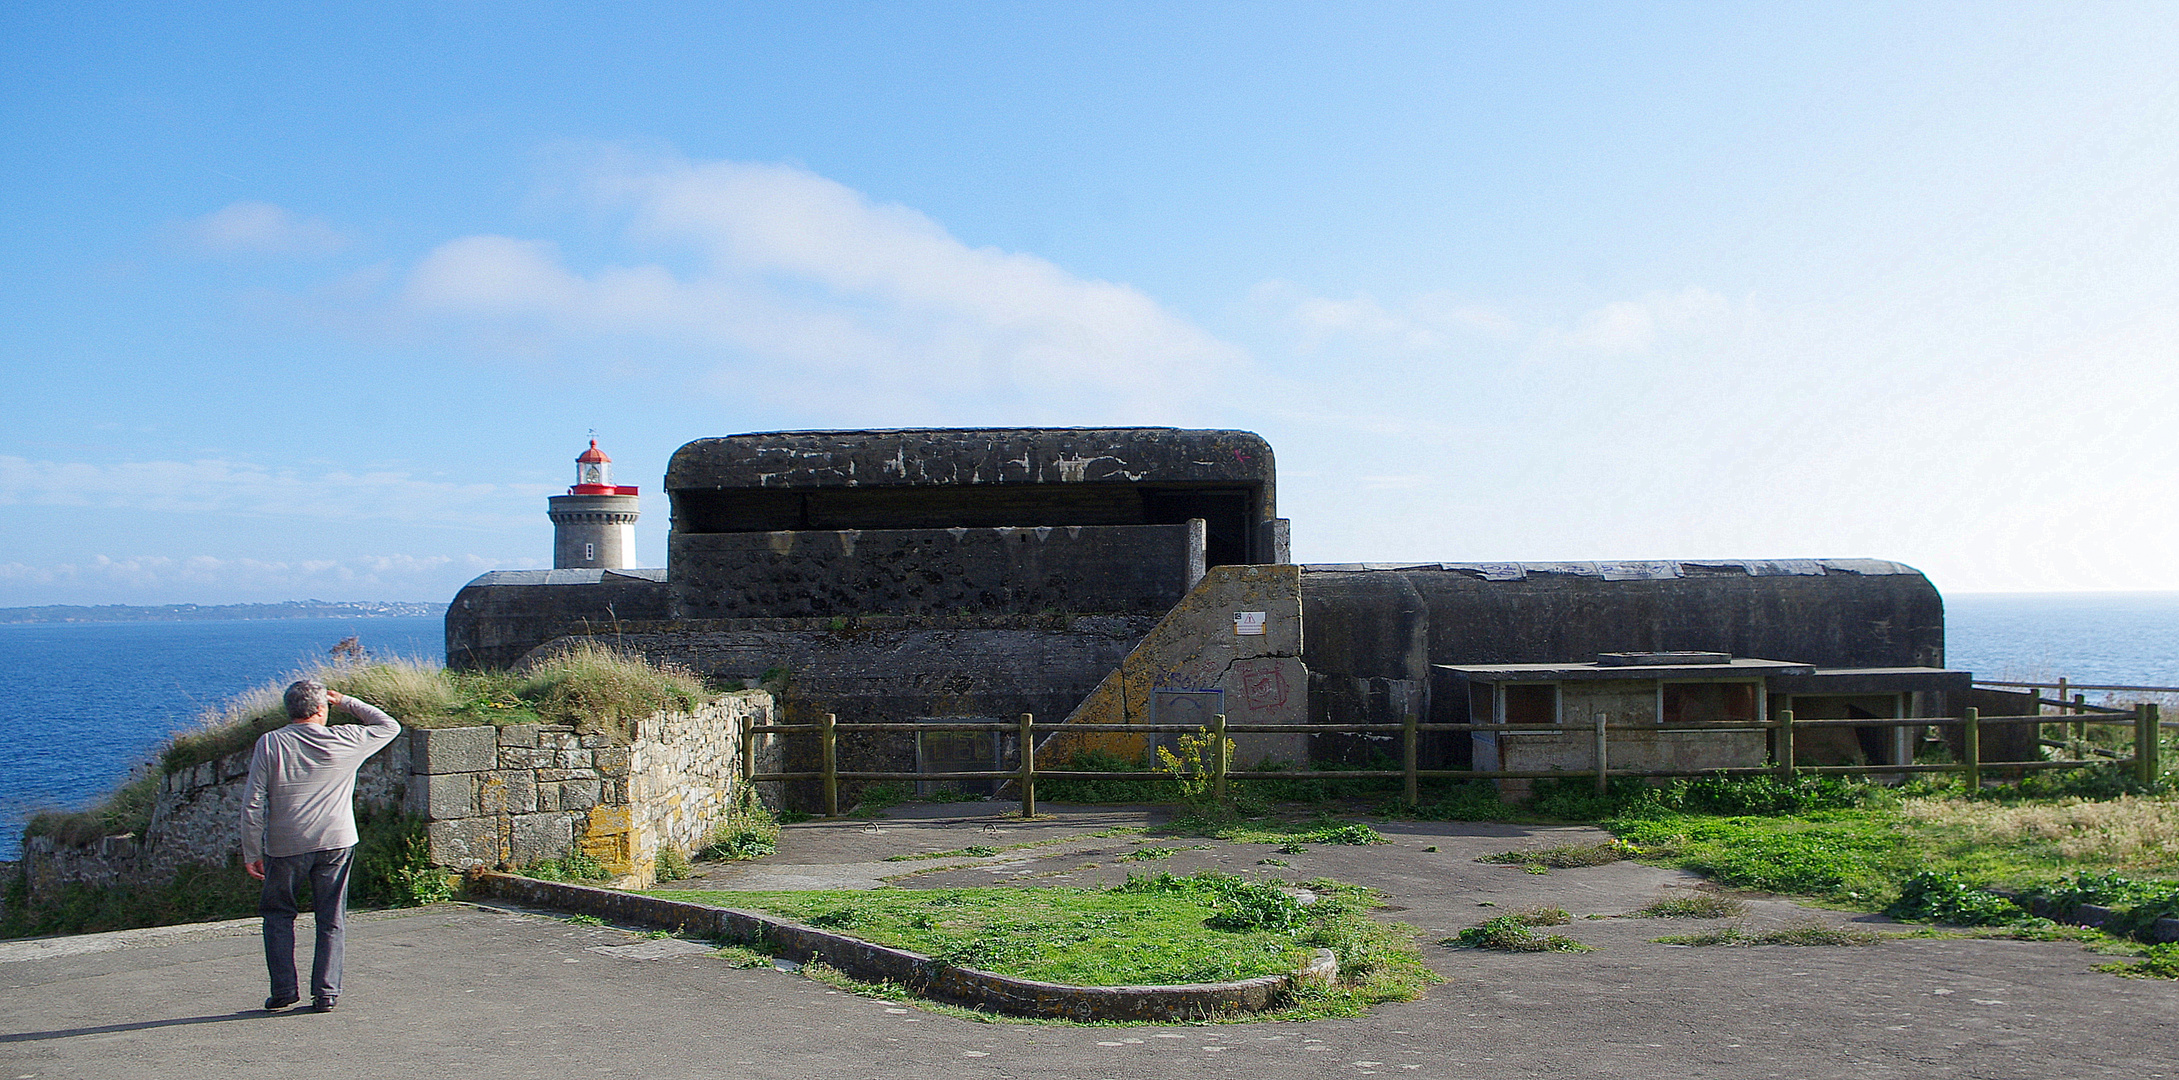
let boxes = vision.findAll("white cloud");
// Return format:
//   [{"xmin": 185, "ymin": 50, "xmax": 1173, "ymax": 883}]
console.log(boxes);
[
  {"xmin": 1253, "ymin": 282, "xmax": 1519, "ymax": 352},
  {"xmin": 400, "ymin": 156, "xmax": 1247, "ymax": 422},
  {"xmin": 1533, "ymin": 288, "xmax": 1739, "ymax": 357},
  {"xmin": 178, "ymin": 201, "xmax": 351, "ymax": 257},
  {"xmin": 0, "ymin": 455, "xmax": 540, "ymax": 530}
]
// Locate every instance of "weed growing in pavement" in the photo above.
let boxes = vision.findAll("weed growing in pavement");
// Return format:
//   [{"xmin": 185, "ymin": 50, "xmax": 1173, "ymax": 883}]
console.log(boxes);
[
  {"xmin": 2098, "ymin": 941, "xmax": 2179, "ymax": 978},
  {"xmin": 1477, "ymin": 840, "xmax": 1639, "ymax": 869},
  {"xmin": 1446, "ymin": 915, "xmax": 1591, "ymax": 952},
  {"xmin": 1654, "ymin": 923, "xmax": 1883, "ymax": 947},
  {"xmin": 1630, "ymin": 893, "xmax": 1747, "ymax": 919}
]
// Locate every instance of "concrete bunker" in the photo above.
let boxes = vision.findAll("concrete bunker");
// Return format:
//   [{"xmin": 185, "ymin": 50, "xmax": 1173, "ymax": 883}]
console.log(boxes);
[{"xmin": 447, "ymin": 427, "xmax": 1974, "ymax": 810}]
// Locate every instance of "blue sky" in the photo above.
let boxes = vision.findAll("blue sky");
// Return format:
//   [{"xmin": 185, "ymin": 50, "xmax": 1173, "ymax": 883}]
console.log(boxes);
[{"xmin": 4, "ymin": 2, "xmax": 2177, "ymax": 605}]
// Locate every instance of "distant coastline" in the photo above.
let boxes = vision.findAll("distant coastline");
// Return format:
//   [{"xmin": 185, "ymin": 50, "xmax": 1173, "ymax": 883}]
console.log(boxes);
[{"xmin": 0, "ymin": 600, "xmax": 447, "ymax": 624}]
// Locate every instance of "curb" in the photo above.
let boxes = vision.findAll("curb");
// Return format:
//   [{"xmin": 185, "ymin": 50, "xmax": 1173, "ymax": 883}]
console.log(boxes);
[
  {"xmin": 468, "ymin": 872, "xmax": 1335, "ymax": 1021},
  {"xmin": 2018, "ymin": 897, "xmax": 2179, "ymax": 943}
]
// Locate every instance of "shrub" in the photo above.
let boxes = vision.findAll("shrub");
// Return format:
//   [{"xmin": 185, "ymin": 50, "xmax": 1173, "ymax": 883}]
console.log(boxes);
[
  {"xmin": 1885, "ymin": 871, "xmax": 2036, "ymax": 927},
  {"xmin": 1670, "ymin": 774, "xmax": 1874, "ymax": 816},
  {"xmin": 700, "ymin": 791, "xmax": 781, "ymax": 861},
  {"xmin": 654, "ymin": 846, "xmax": 693, "ymax": 882},
  {"xmin": 352, "ymin": 805, "xmax": 454, "ymax": 907}
]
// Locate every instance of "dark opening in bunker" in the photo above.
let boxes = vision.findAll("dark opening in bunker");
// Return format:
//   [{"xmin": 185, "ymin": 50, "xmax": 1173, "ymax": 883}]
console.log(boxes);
[{"xmin": 673, "ymin": 484, "xmax": 1263, "ymax": 567}]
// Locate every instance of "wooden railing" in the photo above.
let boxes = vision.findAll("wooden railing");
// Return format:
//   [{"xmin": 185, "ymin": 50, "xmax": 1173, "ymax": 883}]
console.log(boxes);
[{"xmin": 740, "ymin": 704, "xmax": 2168, "ymax": 818}]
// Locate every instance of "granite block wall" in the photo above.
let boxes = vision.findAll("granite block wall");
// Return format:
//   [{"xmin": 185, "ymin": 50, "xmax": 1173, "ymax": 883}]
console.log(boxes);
[{"xmin": 16, "ymin": 691, "xmax": 778, "ymax": 905}]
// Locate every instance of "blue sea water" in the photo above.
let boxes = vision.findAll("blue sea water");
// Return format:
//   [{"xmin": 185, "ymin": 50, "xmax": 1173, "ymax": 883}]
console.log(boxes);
[
  {"xmin": 0, "ymin": 616, "xmax": 442, "ymax": 861},
  {"xmin": 0, "ymin": 595, "xmax": 2173, "ymax": 861}
]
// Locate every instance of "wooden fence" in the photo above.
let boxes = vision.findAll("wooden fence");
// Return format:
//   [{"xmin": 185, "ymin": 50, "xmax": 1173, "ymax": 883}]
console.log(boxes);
[{"xmin": 741, "ymin": 704, "xmax": 2168, "ymax": 819}]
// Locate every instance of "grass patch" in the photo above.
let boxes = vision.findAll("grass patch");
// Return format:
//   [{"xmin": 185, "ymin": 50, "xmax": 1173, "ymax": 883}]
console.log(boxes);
[
  {"xmin": 653, "ymin": 877, "xmax": 1310, "ymax": 985},
  {"xmin": 653, "ymin": 870, "xmax": 1434, "ymax": 1016},
  {"xmin": 1477, "ymin": 839, "xmax": 1639, "ymax": 869},
  {"xmin": 699, "ymin": 792, "xmax": 781, "ymax": 862},
  {"xmin": 1445, "ymin": 915, "xmax": 1591, "ymax": 952},
  {"xmin": 1607, "ymin": 811, "xmax": 1912, "ymax": 903},
  {"xmin": 1655, "ymin": 923, "xmax": 1883, "ymax": 947},
  {"xmin": 1162, "ymin": 812, "xmax": 1387, "ymax": 848},
  {"xmin": 2097, "ymin": 941, "xmax": 2179, "ymax": 978},
  {"xmin": 1630, "ymin": 893, "xmax": 1747, "ymax": 919}
]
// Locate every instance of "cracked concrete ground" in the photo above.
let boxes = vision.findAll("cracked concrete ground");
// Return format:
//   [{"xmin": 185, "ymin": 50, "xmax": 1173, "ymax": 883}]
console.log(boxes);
[{"xmin": 3, "ymin": 801, "xmax": 2174, "ymax": 1079}]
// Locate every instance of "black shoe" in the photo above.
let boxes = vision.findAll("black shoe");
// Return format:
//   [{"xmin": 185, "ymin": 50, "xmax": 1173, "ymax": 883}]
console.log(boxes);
[
  {"xmin": 311, "ymin": 997, "xmax": 337, "ymax": 1013},
  {"xmin": 264, "ymin": 995, "xmax": 301, "ymax": 1011}
]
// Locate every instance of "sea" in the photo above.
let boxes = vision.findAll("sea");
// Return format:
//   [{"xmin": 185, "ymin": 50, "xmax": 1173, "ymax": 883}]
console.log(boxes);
[{"xmin": 1, "ymin": 594, "xmax": 2175, "ymax": 860}]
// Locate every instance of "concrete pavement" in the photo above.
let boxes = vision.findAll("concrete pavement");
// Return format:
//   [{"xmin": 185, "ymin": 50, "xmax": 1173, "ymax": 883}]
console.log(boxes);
[{"xmin": 3, "ymin": 803, "xmax": 2174, "ymax": 1079}]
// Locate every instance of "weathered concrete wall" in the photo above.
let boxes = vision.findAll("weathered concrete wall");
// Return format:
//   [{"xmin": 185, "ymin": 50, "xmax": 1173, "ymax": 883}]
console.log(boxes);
[
  {"xmin": 445, "ymin": 568, "xmax": 671, "ymax": 671},
  {"xmin": 18, "ymin": 693, "xmax": 778, "ymax": 903},
  {"xmin": 540, "ymin": 616, "xmax": 1156, "ymax": 811},
  {"xmin": 666, "ymin": 428, "xmax": 1283, "ymax": 567},
  {"xmin": 1304, "ymin": 560, "xmax": 1946, "ymax": 766},
  {"xmin": 669, "ymin": 522, "xmax": 1205, "ymax": 619},
  {"xmin": 1048, "ymin": 565, "xmax": 1309, "ymax": 767}
]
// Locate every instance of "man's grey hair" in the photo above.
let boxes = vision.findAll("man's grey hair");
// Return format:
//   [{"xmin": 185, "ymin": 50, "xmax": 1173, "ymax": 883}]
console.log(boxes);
[{"xmin": 284, "ymin": 680, "xmax": 328, "ymax": 720}]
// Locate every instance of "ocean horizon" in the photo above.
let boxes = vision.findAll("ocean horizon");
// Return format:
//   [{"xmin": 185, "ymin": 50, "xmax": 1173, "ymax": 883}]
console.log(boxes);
[{"xmin": 1, "ymin": 592, "xmax": 2173, "ymax": 861}]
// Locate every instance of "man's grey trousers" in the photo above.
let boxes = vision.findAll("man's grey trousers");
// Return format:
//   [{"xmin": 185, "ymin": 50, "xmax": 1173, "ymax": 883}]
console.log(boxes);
[{"xmin": 260, "ymin": 846, "xmax": 354, "ymax": 1003}]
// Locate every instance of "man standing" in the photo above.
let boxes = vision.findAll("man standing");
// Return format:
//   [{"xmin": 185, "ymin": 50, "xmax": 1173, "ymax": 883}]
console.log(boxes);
[{"xmin": 241, "ymin": 680, "xmax": 402, "ymax": 1013}]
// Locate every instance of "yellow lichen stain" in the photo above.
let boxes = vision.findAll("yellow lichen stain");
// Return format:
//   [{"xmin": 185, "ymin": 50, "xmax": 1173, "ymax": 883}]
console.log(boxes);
[{"xmin": 578, "ymin": 805, "xmax": 636, "ymax": 876}]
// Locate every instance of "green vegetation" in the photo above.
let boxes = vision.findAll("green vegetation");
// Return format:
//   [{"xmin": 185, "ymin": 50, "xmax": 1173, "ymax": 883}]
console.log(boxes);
[
  {"xmin": 698, "ymin": 790, "xmax": 781, "ymax": 862},
  {"xmin": 654, "ymin": 877, "xmax": 1307, "ymax": 985},
  {"xmin": 1630, "ymin": 893, "xmax": 1747, "ymax": 919},
  {"xmin": 1654, "ymin": 923, "xmax": 1884, "ymax": 947},
  {"xmin": 1477, "ymin": 839, "xmax": 1639, "ymax": 870},
  {"xmin": 521, "ymin": 853, "xmax": 610, "ymax": 882},
  {"xmin": 1447, "ymin": 914, "xmax": 1591, "ymax": 952},
  {"xmin": 653, "ymin": 846, "xmax": 694, "ymax": 882},
  {"xmin": 1884, "ymin": 871, "xmax": 2042, "ymax": 927},
  {"xmin": 652, "ymin": 870, "xmax": 1434, "ymax": 1016},
  {"xmin": 2098, "ymin": 941, "xmax": 2179, "ymax": 978}
]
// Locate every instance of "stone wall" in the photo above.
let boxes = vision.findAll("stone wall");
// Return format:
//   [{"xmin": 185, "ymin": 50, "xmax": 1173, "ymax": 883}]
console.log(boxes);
[{"xmin": 17, "ymin": 691, "xmax": 778, "ymax": 905}]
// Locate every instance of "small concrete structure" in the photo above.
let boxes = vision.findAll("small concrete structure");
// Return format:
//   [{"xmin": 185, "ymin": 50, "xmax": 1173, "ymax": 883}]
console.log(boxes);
[{"xmin": 1444, "ymin": 654, "xmax": 1811, "ymax": 789}]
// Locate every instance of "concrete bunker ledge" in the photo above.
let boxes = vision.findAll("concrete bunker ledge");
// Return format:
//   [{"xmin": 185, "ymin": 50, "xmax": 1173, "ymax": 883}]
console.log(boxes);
[{"xmin": 470, "ymin": 872, "xmax": 1337, "ymax": 1021}]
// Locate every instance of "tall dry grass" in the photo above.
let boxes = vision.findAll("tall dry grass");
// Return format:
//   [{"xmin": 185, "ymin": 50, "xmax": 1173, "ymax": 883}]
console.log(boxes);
[{"xmin": 1904, "ymin": 794, "xmax": 2179, "ymax": 868}]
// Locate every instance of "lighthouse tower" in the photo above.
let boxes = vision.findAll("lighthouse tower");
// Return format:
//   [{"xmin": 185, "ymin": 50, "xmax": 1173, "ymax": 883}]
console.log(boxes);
[{"xmin": 548, "ymin": 440, "xmax": 641, "ymax": 569}]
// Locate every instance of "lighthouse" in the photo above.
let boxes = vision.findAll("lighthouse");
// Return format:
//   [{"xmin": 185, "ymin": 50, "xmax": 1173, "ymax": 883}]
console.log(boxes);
[{"xmin": 548, "ymin": 440, "xmax": 640, "ymax": 569}]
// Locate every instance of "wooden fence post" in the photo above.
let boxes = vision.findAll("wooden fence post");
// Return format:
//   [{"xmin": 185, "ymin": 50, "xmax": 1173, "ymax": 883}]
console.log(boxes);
[
  {"xmin": 1210, "ymin": 713, "xmax": 1229, "ymax": 807},
  {"xmin": 740, "ymin": 711, "xmax": 757, "ymax": 782},
  {"xmin": 1404, "ymin": 709, "xmax": 1420, "ymax": 807},
  {"xmin": 2135, "ymin": 703, "xmax": 2161, "ymax": 787},
  {"xmin": 1775, "ymin": 709, "xmax": 1795, "ymax": 781},
  {"xmin": 2073, "ymin": 694, "xmax": 2088, "ymax": 751},
  {"xmin": 1593, "ymin": 713, "xmax": 1610, "ymax": 796},
  {"xmin": 1962, "ymin": 707, "xmax": 1980, "ymax": 791},
  {"xmin": 1019, "ymin": 713, "xmax": 1037, "ymax": 819},
  {"xmin": 821, "ymin": 712, "xmax": 839, "ymax": 817}
]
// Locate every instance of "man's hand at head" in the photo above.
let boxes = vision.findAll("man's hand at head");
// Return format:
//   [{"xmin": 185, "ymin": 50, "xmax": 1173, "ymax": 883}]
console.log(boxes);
[{"xmin": 326, "ymin": 690, "xmax": 344, "ymax": 710}]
